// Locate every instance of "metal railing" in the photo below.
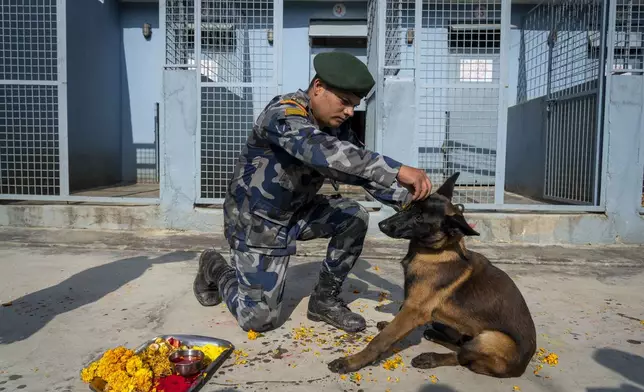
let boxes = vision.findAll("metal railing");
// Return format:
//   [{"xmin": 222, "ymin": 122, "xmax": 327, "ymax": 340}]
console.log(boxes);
[
  {"xmin": 513, "ymin": 0, "xmax": 609, "ymax": 207},
  {"xmin": 545, "ymin": 0, "xmax": 606, "ymax": 205}
]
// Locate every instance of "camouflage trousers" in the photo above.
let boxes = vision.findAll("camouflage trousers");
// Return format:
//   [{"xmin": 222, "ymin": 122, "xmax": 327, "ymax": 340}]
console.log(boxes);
[{"xmin": 220, "ymin": 195, "xmax": 369, "ymax": 332}]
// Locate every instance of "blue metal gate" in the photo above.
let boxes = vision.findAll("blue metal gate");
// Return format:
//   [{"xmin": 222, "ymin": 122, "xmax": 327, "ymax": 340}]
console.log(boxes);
[{"xmin": 0, "ymin": 0, "xmax": 68, "ymax": 199}]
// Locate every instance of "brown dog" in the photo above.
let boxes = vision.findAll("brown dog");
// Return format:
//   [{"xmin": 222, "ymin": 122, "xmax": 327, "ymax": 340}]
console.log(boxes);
[{"xmin": 327, "ymin": 172, "xmax": 536, "ymax": 378}]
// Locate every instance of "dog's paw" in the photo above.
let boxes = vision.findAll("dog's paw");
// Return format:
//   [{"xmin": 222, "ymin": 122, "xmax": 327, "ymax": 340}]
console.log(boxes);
[
  {"xmin": 328, "ymin": 357, "xmax": 351, "ymax": 374},
  {"xmin": 411, "ymin": 353, "xmax": 438, "ymax": 369},
  {"xmin": 376, "ymin": 321, "xmax": 390, "ymax": 331}
]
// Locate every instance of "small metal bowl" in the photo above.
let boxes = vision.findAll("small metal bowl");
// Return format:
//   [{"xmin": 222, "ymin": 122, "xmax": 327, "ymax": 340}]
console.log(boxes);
[{"xmin": 168, "ymin": 349, "xmax": 205, "ymax": 377}]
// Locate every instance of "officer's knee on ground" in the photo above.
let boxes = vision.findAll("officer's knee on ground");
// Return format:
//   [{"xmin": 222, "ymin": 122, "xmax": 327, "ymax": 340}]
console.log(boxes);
[{"xmin": 236, "ymin": 311, "xmax": 279, "ymax": 333}]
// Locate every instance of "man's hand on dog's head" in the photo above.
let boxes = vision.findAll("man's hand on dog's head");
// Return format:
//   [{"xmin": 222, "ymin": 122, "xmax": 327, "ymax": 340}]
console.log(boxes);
[{"xmin": 397, "ymin": 165, "xmax": 433, "ymax": 201}]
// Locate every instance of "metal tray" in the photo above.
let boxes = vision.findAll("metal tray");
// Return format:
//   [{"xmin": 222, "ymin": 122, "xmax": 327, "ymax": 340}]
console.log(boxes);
[{"xmin": 86, "ymin": 334, "xmax": 234, "ymax": 392}]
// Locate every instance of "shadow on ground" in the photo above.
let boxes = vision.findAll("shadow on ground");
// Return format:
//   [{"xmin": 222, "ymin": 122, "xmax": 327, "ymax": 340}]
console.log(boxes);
[
  {"xmin": 592, "ymin": 348, "xmax": 644, "ymax": 387},
  {"xmin": 0, "ymin": 251, "xmax": 195, "ymax": 344},
  {"xmin": 276, "ymin": 257, "xmax": 403, "ymax": 326},
  {"xmin": 418, "ymin": 385, "xmax": 460, "ymax": 392},
  {"xmin": 273, "ymin": 256, "xmax": 428, "ymax": 360},
  {"xmin": 587, "ymin": 347, "xmax": 644, "ymax": 392},
  {"xmin": 587, "ymin": 385, "xmax": 644, "ymax": 392}
]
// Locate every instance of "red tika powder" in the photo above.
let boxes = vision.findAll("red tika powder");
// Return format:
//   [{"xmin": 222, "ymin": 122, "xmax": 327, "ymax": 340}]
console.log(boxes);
[{"xmin": 155, "ymin": 374, "xmax": 198, "ymax": 392}]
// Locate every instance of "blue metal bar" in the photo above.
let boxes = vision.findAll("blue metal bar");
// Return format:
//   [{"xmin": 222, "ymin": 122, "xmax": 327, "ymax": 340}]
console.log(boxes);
[
  {"xmin": 194, "ymin": 0, "xmax": 202, "ymax": 201},
  {"xmin": 462, "ymin": 203, "xmax": 605, "ymax": 213},
  {"xmin": 376, "ymin": 0, "xmax": 386, "ymax": 154},
  {"xmin": 275, "ymin": 0, "xmax": 283, "ymax": 94},
  {"xmin": 199, "ymin": 82, "xmax": 280, "ymax": 88},
  {"xmin": 419, "ymin": 83, "xmax": 501, "ymax": 90},
  {"xmin": 0, "ymin": 195, "xmax": 160, "ymax": 205},
  {"xmin": 57, "ymin": 0, "xmax": 69, "ymax": 197},
  {"xmin": 0, "ymin": 80, "xmax": 59, "ymax": 85},
  {"xmin": 495, "ymin": 0, "xmax": 511, "ymax": 205},
  {"xmin": 593, "ymin": 0, "xmax": 610, "ymax": 207},
  {"xmin": 411, "ymin": 0, "xmax": 422, "ymax": 169},
  {"xmin": 600, "ymin": 0, "xmax": 618, "ymax": 210},
  {"xmin": 163, "ymin": 64, "xmax": 197, "ymax": 69}
]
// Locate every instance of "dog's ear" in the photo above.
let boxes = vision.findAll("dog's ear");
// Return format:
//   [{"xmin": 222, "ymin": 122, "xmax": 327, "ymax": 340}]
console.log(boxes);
[
  {"xmin": 435, "ymin": 172, "xmax": 460, "ymax": 200},
  {"xmin": 447, "ymin": 213, "xmax": 480, "ymax": 236}
]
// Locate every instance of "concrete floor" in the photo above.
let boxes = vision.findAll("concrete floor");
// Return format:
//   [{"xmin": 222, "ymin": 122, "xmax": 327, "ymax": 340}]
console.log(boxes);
[
  {"xmin": 71, "ymin": 183, "xmax": 160, "ymax": 198},
  {"xmin": 0, "ymin": 229, "xmax": 643, "ymax": 392}
]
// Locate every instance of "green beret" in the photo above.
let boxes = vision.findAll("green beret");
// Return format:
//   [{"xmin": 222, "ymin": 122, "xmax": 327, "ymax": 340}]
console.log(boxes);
[{"xmin": 313, "ymin": 51, "xmax": 375, "ymax": 98}]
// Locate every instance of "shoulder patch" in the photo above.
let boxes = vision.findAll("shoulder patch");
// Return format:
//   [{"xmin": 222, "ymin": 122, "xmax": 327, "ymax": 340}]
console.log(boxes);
[{"xmin": 284, "ymin": 106, "xmax": 307, "ymax": 117}]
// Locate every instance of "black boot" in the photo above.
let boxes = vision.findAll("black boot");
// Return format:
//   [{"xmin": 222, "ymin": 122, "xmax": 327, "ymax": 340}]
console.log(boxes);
[
  {"xmin": 193, "ymin": 249, "xmax": 230, "ymax": 307},
  {"xmin": 307, "ymin": 271, "xmax": 366, "ymax": 332}
]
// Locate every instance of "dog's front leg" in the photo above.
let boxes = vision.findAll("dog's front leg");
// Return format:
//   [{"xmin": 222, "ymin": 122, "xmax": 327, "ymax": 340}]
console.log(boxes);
[{"xmin": 328, "ymin": 306, "xmax": 428, "ymax": 374}]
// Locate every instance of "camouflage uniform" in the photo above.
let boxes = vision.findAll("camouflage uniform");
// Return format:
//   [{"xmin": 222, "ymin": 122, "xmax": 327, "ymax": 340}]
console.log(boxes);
[
  {"xmin": 196, "ymin": 89, "xmax": 410, "ymax": 333},
  {"xmin": 194, "ymin": 53, "xmax": 413, "ymax": 332}
]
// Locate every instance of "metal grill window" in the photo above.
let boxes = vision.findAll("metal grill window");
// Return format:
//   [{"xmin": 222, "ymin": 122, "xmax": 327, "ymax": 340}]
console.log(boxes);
[
  {"xmin": 136, "ymin": 146, "xmax": 158, "ymax": 184},
  {"xmin": 448, "ymin": 28, "xmax": 500, "ymax": 49},
  {"xmin": 550, "ymin": 2, "xmax": 601, "ymax": 97},
  {"xmin": 385, "ymin": 0, "xmax": 415, "ymax": 76},
  {"xmin": 0, "ymin": 0, "xmax": 58, "ymax": 81},
  {"xmin": 198, "ymin": 0, "xmax": 276, "ymax": 201},
  {"xmin": 200, "ymin": 87, "xmax": 275, "ymax": 199},
  {"xmin": 0, "ymin": 84, "xmax": 59, "ymax": 196},
  {"xmin": 517, "ymin": 5, "xmax": 550, "ymax": 103},
  {"xmin": 418, "ymin": 0, "xmax": 502, "ymax": 205},
  {"xmin": 165, "ymin": 0, "xmax": 195, "ymax": 65},
  {"xmin": 200, "ymin": 27, "xmax": 236, "ymax": 52},
  {"xmin": 613, "ymin": 0, "xmax": 644, "ymax": 73}
]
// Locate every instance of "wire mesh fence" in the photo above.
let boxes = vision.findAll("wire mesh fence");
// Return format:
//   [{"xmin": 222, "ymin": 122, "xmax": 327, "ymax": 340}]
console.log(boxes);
[
  {"xmin": 513, "ymin": 0, "xmax": 607, "ymax": 206},
  {"xmin": 165, "ymin": 0, "xmax": 195, "ymax": 66},
  {"xmin": 517, "ymin": 4, "xmax": 550, "ymax": 103},
  {"xmin": 417, "ymin": 0, "xmax": 503, "ymax": 205},
  {"xmin": 385, "ymin": 0, "xmax": 415, "ymax": 76},
  {"xmin": 0, "ymin": 0, "xmax": 61, "ymax": 197},
  {"xmin": 613, "ymin": 0, "xmax": 644, "ymax": 73},
  {"xmin": 200, "ymin": 86, "xmax": 276, "ymax": 199},
  {"xmin": 549, "ymin": 1, "xmax": 603, "ymax": 98},
  {"xmin": 197, "ymin": 0, "xmax": 277, "ymax": 201},
  {"xmin": 0, "ymin": 85, "xmax": 60, "ymax": 196},
  {"xmin": 545, "ymin": 0, "xmax": 604, "ymax": 205}
]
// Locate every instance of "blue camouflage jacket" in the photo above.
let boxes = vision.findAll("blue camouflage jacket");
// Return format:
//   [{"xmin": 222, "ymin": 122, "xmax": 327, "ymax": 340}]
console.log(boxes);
[{"xmin": 223, "ymin": 89, "xmax": 412, "ymax": 256}]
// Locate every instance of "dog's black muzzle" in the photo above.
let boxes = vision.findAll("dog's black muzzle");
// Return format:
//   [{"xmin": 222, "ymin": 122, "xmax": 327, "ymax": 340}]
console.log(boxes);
[{"xmin": 378, "ymin": 212, "xmax": 414, "ymax": 238}]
